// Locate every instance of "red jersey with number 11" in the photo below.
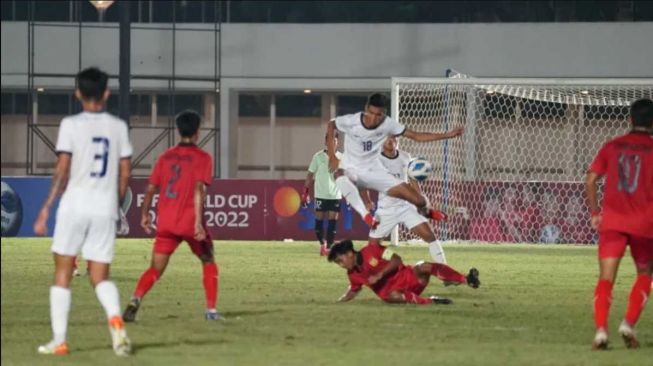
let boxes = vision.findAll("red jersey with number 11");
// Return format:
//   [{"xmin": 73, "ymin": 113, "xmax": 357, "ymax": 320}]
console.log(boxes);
[
  {"xmin": 589, "ymin": 131, "xmax": 653, "ymax": 237},
  {"xmin": 149, "ymin": 143, "xmax": 213, "ymax": 236}
]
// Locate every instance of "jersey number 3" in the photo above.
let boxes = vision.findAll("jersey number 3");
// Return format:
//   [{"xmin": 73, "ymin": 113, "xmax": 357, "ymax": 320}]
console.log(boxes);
[
  {"xmin": 617, "ymin": 153, "xmax": 641, "ymax": 194},
  {"xmin": 91, "ymin": 137, "xmax": 109, "ymax": 178}
]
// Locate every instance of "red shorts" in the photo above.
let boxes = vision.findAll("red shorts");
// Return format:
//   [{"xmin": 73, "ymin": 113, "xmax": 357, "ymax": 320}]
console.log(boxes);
[
  {"xmin": 377, "ymin": 266, "xmax": 427, "ymax": 301},
  {"xmin": 598, "ymin": 230, "xmax": 653, "ymax": 269},
  {"xmin": 153, "ymin": 230, "xmax": 214, "ymax": 258}
]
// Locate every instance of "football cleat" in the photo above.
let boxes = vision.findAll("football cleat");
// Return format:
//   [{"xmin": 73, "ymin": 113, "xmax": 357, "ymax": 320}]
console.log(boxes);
[
  {"xmin": 466, "ymin": 268, "xmax": 481, "ymax": 289},
  {"xmin": 364, "ymin": 214, "xmax": 379, "ymax": 229},
  {"xmin": 429, "ymin": 295, "xmax": 453, "ymax": 305},
  {"xmin": 592, "ymin": 328, "xmax": 609, "ymax": 351},
  {"xmin": 108, "ymin": 316, "xmax": 131, "ymax": 356},
  {"xmin": 618, "ymin": 321, "xmax": 640, "ymax": 349},
  {"xmin": 205, "ymin": 309, "xmax": 223, "ymax": 321},
  {"xmin": 428, "ymin": 209, "xmax": 447, "ymax": 221},
  {"xmin": 122, "ymin": 298, "xmax": 141, "ymax": 323},
  {"xmin": 37, "ymin": 340, "xmax": 69, "ymax": 355}
]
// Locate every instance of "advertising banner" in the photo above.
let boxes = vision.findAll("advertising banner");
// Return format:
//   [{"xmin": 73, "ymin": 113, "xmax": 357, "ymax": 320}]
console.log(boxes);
[
  {"xmin": 1, "ymin": 177, "xmax": 597, "ymax": 244},
  {"xmin": 1, "ymin": 177, "xmax": 371, "ymax": 241}
]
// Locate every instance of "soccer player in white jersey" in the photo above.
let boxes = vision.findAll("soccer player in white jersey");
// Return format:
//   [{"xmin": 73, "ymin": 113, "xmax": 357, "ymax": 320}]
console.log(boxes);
[
  {"xmin": 365, "ymin": 136, "xmax": 450, "ymax": 263},
  {"xmin": 33, "ymin": 67, "xmax": 132, "ymax": 356},
  {"xmin": 326, "ymin": 93, "xmax": 463, "ymax": 227}
]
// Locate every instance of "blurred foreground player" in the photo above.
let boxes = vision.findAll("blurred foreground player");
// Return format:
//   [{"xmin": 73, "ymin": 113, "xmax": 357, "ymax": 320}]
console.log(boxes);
[
  {"xmin": 586, "ymin": 98, "xmax": 653, "ymax": 350},
  {"xmin": 123, "ymin": 111, "xmax": 221, "ymax": 322},
  {"xmin": 33, "ymin": 67, "xmax": 132, "ymax": 356},
  {"xmin": 302, "ymin": 133, "xmax": 343, "ymax": 256},
  {"xmin": 328, "ymin": 240, "xmax": 479, "ymax": 305}
]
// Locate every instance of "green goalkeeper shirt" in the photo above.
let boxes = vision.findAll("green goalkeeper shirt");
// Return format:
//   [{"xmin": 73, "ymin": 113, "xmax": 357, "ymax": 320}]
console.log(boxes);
[{"xmin": 308, "ymin": 150, "xmax": 342, "ymax": 200}]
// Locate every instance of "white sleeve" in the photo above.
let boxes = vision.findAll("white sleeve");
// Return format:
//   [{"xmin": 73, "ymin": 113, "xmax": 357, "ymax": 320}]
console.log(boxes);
[
  {"xmin": 119, "ymin": 122, "xmax": 133, "ymax": 159},
  {"xmin": 333, "ymin": 115, "xmax": 351, "ymax": 133},
  {"xmin": 385, "ymin": 117, "xmax": 406, "ymax": 136},
  {"xmin": 55, "ymin": 118, "xmax": 74, "ymax": 154}
]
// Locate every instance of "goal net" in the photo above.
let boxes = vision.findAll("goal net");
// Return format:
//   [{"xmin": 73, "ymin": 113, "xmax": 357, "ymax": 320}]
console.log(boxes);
[{"xmin": 391, "ymin": 76, "xmax": 652, "ymax": 245}]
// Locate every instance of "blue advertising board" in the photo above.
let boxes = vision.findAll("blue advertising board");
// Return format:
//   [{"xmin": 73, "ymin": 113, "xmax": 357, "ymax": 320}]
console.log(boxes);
[{"xmin": 1, "ymin": 177, "xmax": 58, "ymax": 237}]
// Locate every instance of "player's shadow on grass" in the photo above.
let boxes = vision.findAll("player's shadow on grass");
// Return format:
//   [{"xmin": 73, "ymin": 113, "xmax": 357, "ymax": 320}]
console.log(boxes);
[
  {"xmin": 79, "ymin": 338, "xmax": 230, "ymax": 354},
  {"xmin": 221, "ymin": 309, "xmax": 284, "ymax": 318}
]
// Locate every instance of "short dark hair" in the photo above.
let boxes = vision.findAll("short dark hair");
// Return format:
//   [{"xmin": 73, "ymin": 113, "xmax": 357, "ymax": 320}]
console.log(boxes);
[
  {"xmin": 327, "ymin": 239, "xmax": 355, "ymax": 262},
  {"xmin": 367, "ymin": 93, "xmax": 389, "ymax": 109},
  {"xmin": 630, "ymin": 98, "xmax": 653, "ymax": 129},
  {"xmin": 176, "ymin": 110, "xmax": 201, "ymax": 137},
  {"xmin": 76, "ymin": 67, "xmax": 108, "ymax": 101}
]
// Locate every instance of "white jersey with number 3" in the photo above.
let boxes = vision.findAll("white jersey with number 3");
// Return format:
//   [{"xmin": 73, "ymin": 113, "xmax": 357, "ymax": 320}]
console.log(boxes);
[
  {"xmin": 334, "ymin": 112, "xmax": 406, "ymax": 171},
  {"xmin": 55, "ymin": 111, "xmax": 133, "ymax": 219}
]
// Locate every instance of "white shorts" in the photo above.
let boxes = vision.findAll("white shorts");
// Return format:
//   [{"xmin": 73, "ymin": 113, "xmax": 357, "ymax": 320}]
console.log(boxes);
[
  {"xmin": 369, "ymin": 204, "xmax": 428, "ymax": 239},
  {"xmin": 344, "ymin": 166, "xmax": 403, "ymax": 194},
  {"xmin": 51, "ymin": 211, "xmax": 116, "ymax": 263}
]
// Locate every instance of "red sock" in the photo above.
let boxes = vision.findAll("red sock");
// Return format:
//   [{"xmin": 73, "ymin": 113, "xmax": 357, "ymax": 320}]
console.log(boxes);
[
  {"xmin": 594, "ymin": 279, "xmax": 613, "ymax": 330},
  {"xmin": 133, "ymin": 268, "xmax": 160, "ymax": 298},
  {"xmin": 624, "ymin": 274, "xmax": 652, "ymax": 326},
  {"xmin": 403, "ymin": 292, "xmax": 431, "ymax": 304},
  {"xmin": 203, "ymin": 263, "xmax": 219, "ymax": 309},
  {"xmin": 430, "ymin": 263, "xmax": 466, "ymax": 284}
]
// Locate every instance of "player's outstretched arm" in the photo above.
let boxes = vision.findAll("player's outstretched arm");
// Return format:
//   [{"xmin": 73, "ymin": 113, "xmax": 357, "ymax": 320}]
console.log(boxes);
[
  {"xmin": 403, "ymin": 126, "xmax": 464, "ymax": 142},
  {"xmin": 337, "ymin": 289, "xmax": 360, "ymax": 303},
  {"xmin": 326, "ymin": 121, "xmax": 339, "ymax": 172},
  {"xmin": 193, "ymin": 181, "xmax": 208, "ymax": 241},
  {"xmin": 140, "ymin": 183, "xmax": 158, "ymax": 234},
  {"xmin": 585, "ymin": 171, "xmax": 602, "ymax": 230},
  {"xmin": 33, "ymin": 153, "xmax": 71, "ymax": 236}
]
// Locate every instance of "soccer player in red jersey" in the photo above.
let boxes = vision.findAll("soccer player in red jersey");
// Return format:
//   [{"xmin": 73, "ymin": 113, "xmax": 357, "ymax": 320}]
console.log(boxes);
[
  {"xmin": 586, "ymin": 98, "xmax": 653, "ymax": 350},
  {"xmin": 122, "ymin": 111, "xmax": 221, "ymax": 321},
  {"xmin": 328, "ymin": 240, "xmax": 479, "ymax": 304}
]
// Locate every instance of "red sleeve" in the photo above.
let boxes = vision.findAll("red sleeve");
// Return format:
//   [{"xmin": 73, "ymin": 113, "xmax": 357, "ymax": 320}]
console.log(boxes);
[
  {"xmin": 194, "ymin": 153, "xmax": 212, "ymax": 186},
  {"xmin": 347, "ymin": 274, "xmax": 363, "ymax": 293},
  {"xmin": 202, "ymin": 154, "xmax": 213, "ymax": 185},
  {"xmin": 149, "ymin": 157, "xmax": 163, "ymax": 186},
  {"xmin": 589, "ymin": 144, "xmax": 609, "ymax": 175}
]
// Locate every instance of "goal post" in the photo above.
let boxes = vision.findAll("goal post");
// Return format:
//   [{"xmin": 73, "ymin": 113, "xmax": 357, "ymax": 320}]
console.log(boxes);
[{"xmin": 390, "ymin": 76, "xmax": 653, "ymax": 245}]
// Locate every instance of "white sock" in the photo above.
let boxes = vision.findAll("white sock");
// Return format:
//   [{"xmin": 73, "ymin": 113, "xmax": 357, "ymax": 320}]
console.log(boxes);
[
  {"xmin": 428, "ymin": 241, "xmax": 447, "ymax": 264},
  {"xmin": 335, "ymin": 176, "xmax": 368, "ymax": 218},
  {"xmin": 50, "ymin": 286, "xmax": 71, "ymax": 344},
  {"xmin": 95, "ymin": 281, "xmax": 121, "ymax": 319}
]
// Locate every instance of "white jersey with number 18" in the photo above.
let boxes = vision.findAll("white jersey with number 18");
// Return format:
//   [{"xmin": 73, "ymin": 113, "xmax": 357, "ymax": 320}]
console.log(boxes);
[
  {"xmin": 334, "ymin": 112, "xmax": 406, "ymax": 171},
  {"xmin": 55, "ymin": 111, "xmax": 133, "ymax": 220}
]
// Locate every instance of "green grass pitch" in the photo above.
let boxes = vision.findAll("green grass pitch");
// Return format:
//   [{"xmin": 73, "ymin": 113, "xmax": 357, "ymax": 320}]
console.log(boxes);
[{"xmin": 1, "ymin": 238, "xmax": 651, "ymax": 365}]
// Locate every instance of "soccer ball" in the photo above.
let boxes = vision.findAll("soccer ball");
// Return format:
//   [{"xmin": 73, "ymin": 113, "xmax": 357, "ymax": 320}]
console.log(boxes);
[
  {"xmin": 539, "ymin": 224, "xmax": 561, "ymax": 244},
  {"xmin": 1, "ymin": 181, "xmax": 23, "ymax": 237},
  {"xmin": 407, "ymin": 158, "xmax": 433, "ymax": 182}
]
